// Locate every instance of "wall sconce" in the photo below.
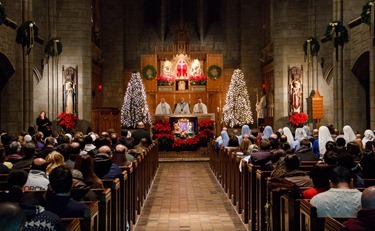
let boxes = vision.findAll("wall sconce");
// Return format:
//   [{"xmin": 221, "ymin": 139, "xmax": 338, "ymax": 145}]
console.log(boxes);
[{"xmin": 98, "ymin": 84, "xmax": 102, "ymax": 91}]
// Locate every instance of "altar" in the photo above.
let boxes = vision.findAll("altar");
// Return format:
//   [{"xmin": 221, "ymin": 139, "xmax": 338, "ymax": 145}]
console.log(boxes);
[{"xmin": 153, "ymin": 113, "xmax": 215, "ymax": 139}]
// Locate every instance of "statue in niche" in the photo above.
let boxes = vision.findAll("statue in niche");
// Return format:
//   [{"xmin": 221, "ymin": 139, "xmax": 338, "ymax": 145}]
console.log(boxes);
[
  {"xmin": 162, "ymin": 60, "xmax": 174, "ymax": 77},
  {"xmin": 63, "ymin": 66, "xmax": 77, "ymax": 114},
  {"xmin": 289, "ymin": 66, "xmax": 303, "ymax": 114}
]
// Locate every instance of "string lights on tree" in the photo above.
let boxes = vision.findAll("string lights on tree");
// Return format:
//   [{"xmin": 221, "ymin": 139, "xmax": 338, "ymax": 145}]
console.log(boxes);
[
  {"xmin": 121, "ymin": 72, "xmax": 151, "ymax": 128},
  {"xmin": 223, "ymin": 69, "xmax": 254, "ymax": 127}
]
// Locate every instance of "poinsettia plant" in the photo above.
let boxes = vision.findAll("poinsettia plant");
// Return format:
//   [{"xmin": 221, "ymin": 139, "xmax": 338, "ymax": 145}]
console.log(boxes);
[
  {"xmin": 189, "ymin": 75, "xmax": 207, "ymax": 85},
  {"xmin": 172, "ymin": 137, "xmax": 200, "ymax": 151},
  {"xmin": 156, "ymin": 75, "xmax": 174, "ymax": 86},
  {"xmin": 289, "ymin": 112, "xmax": 308, "ymax": 127},
  {"xmin": 57, "ymin": 112, "xmax": 78, "ymax": 131},
  {"xmin": 152, "ymin": 119, "xmax": 174, "ymax": 151}
]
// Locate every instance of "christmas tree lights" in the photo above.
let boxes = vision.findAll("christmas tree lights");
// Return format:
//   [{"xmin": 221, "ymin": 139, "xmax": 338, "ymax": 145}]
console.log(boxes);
[
  {"xmin": 223, "ymin": 69, "xmax": 254, "ymax": 127},
  {"xmin": 121, "ymin": 72, "xmax": 151, "ymax": 128}
]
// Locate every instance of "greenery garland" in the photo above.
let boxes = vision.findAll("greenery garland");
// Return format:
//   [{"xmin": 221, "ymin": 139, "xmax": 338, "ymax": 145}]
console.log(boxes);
[
  {"xmin": 303, "ymin": 37, "xmax": 320, "ymax": 56},
  {"xmin": 141, "ymin": 65, "xmax": 157, "ymax": 80},
  {"xmin": 45, "ymin": 37, "xmax": 63, "ymax": 56},
  {"xmin": 324, "ymin": 21, "xmax": 348, "ymax": 47},
  {"xmin": 16, "ymin": 21, "xmax": 39, "ymax": 47},
  {"xmin": 207, "ymin": 65, "xmax": 222, "ymax": 80},
  {"xmin": 361, "ymin": 1, "xmax": 375, "ymax": 25},
  {"xmin": 0, "ymin": 3, "xmax": 6, "ymax": 25}
]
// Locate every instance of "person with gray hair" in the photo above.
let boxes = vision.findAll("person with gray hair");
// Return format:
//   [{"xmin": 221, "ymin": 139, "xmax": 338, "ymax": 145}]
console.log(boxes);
[
  {"xmin": 6, "ymin": 141, "xmax": 22, "ymax": 163},
  {"xmin": 344, "ymin": 186, "xmax": 375, "ymax": 230},
  {"xmin": 13, "ymin": 142, "xmax": 36, "ymax": 169}
]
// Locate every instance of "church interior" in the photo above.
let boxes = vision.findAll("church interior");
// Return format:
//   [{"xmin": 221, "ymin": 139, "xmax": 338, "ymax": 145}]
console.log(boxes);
[{"xmin": 1, "ymin": 0, "xmax": 375, "ymax": 230}]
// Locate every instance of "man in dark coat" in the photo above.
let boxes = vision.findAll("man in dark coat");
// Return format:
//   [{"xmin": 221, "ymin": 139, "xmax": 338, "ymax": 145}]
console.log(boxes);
[{"xmin": 131, "ymin": 122, "xmax": 152, "ymax": 146}]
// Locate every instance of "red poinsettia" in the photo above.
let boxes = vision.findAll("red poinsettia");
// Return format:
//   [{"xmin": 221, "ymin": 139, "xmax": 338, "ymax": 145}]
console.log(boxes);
[
  {"xmin": 172, "ymin": 137, "xmax": 200, "ymax": 151},
  {"xmin": 189, "ymin": 75, "xmax": 207, "ymax": 85},
  {"xmin": 157, "ymin": 75, "xmax": 174, "ymax": 86},
  {"xmin": 57, "ymin": 112, "xmax": 78, "ymax": 131},
  {"xmin": 289, "ymin": 112, "xmax": 308, "ymax": 127}
]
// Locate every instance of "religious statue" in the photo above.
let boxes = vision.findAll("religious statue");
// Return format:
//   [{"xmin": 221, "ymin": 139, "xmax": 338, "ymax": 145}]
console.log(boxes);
[
  {"xmin": 289, "ymin": 66, "xmax": 303, "ymax": 114},
  {"xmin": 256, "ymin": 89, "xmax": 267, "ymax": 125},
  {"xmin": 161, "ymin": 60, "xmax": 174, "ymax": 77},
  {"xmin": 63, "ymin": 66, "xmax": 77, "ymax": 114}
]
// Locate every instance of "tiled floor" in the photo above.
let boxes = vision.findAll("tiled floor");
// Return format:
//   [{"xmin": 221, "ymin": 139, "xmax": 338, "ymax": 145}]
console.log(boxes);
[{"xmin": 134, "ymin": 162, "xmax": 247, "ymax": 231}]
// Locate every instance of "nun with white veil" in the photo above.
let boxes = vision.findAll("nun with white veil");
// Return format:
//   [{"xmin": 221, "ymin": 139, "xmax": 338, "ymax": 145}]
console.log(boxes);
[
  {"xmin": 261, "ymin": 126, "xmax": 273, "ymax": 140},
  {"xmin": 362, "ymin": 129, "xmax": 375, "ymax": 147},
  {"xmin": 238, "ymin": 124, "xmax": 251, "ymax": 144},
  {"xmin": 293, "ymin": 127, "xmax": 307, "ymax": 150},
  {"xmin": 219, "ymin": 130, "xmax": 230, "ymax": 147},
  {"xmin": 318, "ymin": 126, "xmax": 334, "ymax": 157},
  {"xmin": 282, "ymin": 127, "xmax": 294, "ymax": 146},
  {"xmin": 343, "ymin": 125, "xmax": 356, "ymax": 145}
]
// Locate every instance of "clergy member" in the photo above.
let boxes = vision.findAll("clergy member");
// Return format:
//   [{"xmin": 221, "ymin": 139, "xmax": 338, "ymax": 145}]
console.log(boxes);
[
  {"xmin": 155, "ymin": 98, "xmax": 172, "ymax": 114},
  {"xmin": 174, "ymin": 97, "xmax": 191, "ymax": 114},
  {"xmin": 193, "ymin": 98, "xmax": 208, "ymax": 114}
]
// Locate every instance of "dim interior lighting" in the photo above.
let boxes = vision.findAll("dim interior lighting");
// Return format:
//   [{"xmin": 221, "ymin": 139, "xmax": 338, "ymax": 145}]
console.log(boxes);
[
  {"xmin": 262, "ymin": 83, "xmax": 266, "ymax": 89},
  {"xmin": 98, "ymin": 84, "xmax": 102, "ymax": 91}
]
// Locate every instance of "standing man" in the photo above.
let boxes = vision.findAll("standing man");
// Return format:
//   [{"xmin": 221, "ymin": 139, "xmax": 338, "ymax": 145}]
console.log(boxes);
[
  {"xmin": 193, "ymin": 98, "xmax": 208, "ymax": 114},
  {"xmin": 174, "ymin": 97, "xmax": 191, "ymax": 114},
  {"xmin": 256, "ymin": 90, "xmax": 267, "ymax": 126},
  {"xmin": 155, "ymin": 98, "xmax": 172, "ymax": 114}
]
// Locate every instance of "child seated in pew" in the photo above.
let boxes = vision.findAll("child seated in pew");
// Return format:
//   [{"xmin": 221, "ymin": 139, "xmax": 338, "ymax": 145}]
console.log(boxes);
[
  {"xmin": 45, "ymin": 165, "xmax": 87, "ymax": 218},
  {"xmin": 311, "ymin": 166, "xmax": 362, "ymax": 217},
  {"xmin": 302, "ymin": 163, "xmax": 332, "ymax": 199}
]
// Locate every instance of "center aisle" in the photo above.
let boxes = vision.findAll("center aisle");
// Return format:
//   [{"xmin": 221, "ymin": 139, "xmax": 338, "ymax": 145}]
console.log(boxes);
[{"xmin": 135, "ymin": 162, "xmax": 247, "ymax": 231}]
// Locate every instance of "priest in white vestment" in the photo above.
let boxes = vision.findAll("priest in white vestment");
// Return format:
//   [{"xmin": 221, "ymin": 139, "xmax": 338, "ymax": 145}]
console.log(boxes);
[
  {"xmin": 155, "ymin": 98, "xmax": 172, "ymax": 114},
  {"xmin": 193, "ymin": 98, "xmax": 208, "ymax": 114},
  {"xmin": 174, "ymin": 97, "xmax": 191, "ymax": 114}
]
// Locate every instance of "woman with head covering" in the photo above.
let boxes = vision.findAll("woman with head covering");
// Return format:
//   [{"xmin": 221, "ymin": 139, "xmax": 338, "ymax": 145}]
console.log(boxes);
[
  {"xmin": 362, "ymin": 129, "xmax": 375, "ymax": 147},
  {"xmin": 220, "ymin": 131, "xmax": 229, "ymax": 147},
  {"xmin": 261, "ymin": 126, "xmax": 273, "ymax": 140},
  {"xmin": 343, "ymin": 125, "xmax": 356, "ymax": 145},
  {"xmin": 293, "ymin": 128, "xmax": 307, "ymax": 150},
  {"xmin": 282, "ymin": 127, "xmax": 294, "ymax": 147},
  {"xmin": 238, "ymin": 125, "xmax": 251, "ymax": 144},
  {"xmin": 318, "ymin": 126, "xmax": 334, "ymax": 158}
]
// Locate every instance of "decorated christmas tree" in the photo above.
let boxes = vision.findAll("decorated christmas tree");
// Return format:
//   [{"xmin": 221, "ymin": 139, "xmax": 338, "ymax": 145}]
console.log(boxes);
[
  {"xmin": 121, "ymin": 72, "xmax": 151, "ymax": 128},
  {"xmin": 223, "ymin": 69, "xmax": 254, "ymax": 127}
]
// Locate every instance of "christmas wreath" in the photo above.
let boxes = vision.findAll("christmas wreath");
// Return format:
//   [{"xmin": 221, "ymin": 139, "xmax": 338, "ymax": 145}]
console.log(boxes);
[
  {"xmin": 207, "ymin": 65, "xmax": 222, "ymax": 80},
  {"xmin": 303, "ymin": 37, "xmax": 320, "ymax": 56},
  {"xmin": 141, "ymin": 65, "xmax": 157, "ymax": 80},
  {"xmin": 361, "ymin": 1, "xmax": 375, "ymax": 25},
  {"xmin": 0, "ymin": 3, "xmax": 6, "ymax": 25},
  {"xmin": 16, "ymin": 21, "xmax": 39, "ymax": 47},
  {"xmin": 324, "ymin": 21, "xmax": 348, "ymax": 47},
  {"xmin": 45, "ymin": 37, "xmax": 63, "ymax": 56}
]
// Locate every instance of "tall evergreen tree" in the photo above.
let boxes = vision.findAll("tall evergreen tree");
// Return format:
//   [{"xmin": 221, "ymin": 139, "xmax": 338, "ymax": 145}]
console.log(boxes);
[
  {"xmin": 121, "ymin": 72, "xmax": 151, "ymax": 127},
  {"xmin": 223, "ymin": 69, "xmax": 254, "ymax": 127}
]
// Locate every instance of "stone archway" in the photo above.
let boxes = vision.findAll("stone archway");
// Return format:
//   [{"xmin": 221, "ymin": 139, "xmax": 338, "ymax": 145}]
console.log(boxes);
[
  {"xmin": 0, "ymin": 52, "xmax": 15, "ymax": 91},
  {"xmin": 352, "ymin": 51, "xmax": 369, "ymax": 128}
]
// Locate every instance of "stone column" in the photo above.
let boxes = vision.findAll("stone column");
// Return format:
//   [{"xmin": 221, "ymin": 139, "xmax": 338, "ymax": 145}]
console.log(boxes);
[{"xmin": 370, "ymin": 4, "xmax": 375, "ymax": 129}]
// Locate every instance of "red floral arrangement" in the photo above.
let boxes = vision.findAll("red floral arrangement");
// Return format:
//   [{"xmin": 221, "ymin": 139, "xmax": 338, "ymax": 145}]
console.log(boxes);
[
  {"xmin": 157, "ymin": 75, "xmax": 174, "ymax": 86},
  {"xmin": 57, "ymin": 112, "xmax": 78, "ymax": 131},
  {"xmin": 289, "ymin": 112, "xmax": 308, "ymax": 127},
  {"xmin": 152, "ymin": 119, "xmax": 174, "ymax": 151},
  {"xmin": 189, "ymin": 75, "xmax": 207, "ymax": 85},
  {"xmin": 172, "ymin": 137, "xmax": 200, "ymax": 151}
]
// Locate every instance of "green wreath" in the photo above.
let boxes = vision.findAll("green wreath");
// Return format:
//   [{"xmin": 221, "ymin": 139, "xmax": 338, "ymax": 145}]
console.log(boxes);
[
  {"xmin": 207, "ymin": 65, "xmax": 222, "ymax": 80},
  {"xmin": 324, "ymin": 21, "xmax": 348, "ymax": 47},
  {"xmin": 303, "ymin": 37, "xmax": 320, "ymax": 56},
  {"xmin": 141, "ymin": 65, "xmax": 157, "ymax": 80},
  {"xmin": 45, "ymin": 37, "xmax": 63, "ymax": 56},
  {"xmin": 0, "ymin": 3, "xmax": 6, "ymax": 25},
  {"xmin": 16, "ymin": 21, "xmax": 39, "ymax": 47},
  {"xmin": 361, "ymin": 1, "xmax": 375, "ymax": 25}
]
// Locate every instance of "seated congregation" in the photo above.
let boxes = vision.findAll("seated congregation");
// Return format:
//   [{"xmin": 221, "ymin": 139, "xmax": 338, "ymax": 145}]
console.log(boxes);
[
  {"xmin": 212, "ymin": 123, "xmax": 375, "ymax": 231},
  {"xmin": 0, "ymin": 121, "xmax": 158, "ymax": 230}
]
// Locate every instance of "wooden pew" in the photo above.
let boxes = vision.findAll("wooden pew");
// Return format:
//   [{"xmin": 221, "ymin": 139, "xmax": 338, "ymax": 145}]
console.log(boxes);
[
  {"xmin": 103, "ymin": 178, "xmax": 121, "ymax": 231},
  {"xmin": 61, "ymin": 218, "xmax": 81, "ymax": 231},
  {"xmin": 92, "ymin": 188, "xmax": 111, "ymax": 231},
  {"xmin": 248, "ymin": 164, "xmax": 263, "ymax": 231},
  {"xmin": 256, "ymin": 169, "xmax": 272, "ymax": 231},
  {"xmin": 280, "ymin": 194, "xmax": 302, "ymax": 231},
  {"xmin": 324, "ymin": 216, "xmax": 349, "ymax": 231},
  {"xmin": 240, "ymin": 158, "xmax": 249, "ymax": 224},
  {"xmin": 0, "ymin": 174, "xmax": 8, "ymax": 181},
  {"xmin": 299, "ymin": 199, "xmax": 324, "ymax": 231},
  {"xmin": 80, "ymin": 200, "xmax": 100, "ymax": 231},
  {"xmin": 363, "ymin": 178, "xmax": 375, "ymax": 187}
]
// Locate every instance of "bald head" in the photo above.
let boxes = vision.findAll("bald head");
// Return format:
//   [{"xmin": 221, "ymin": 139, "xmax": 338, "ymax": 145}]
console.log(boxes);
[
  {"xmin": 31, "ymin": 158, "xmax": 47, "ymax": 172},
  {"xmin": 98, "ymin": 145, "xmax": 112, "ymax": 155},
  {"xmin": 137, "ymin": 122, "xmax": 145, "ymax": 128},
  {"xmin": 361, "ymin": 186, "xmax": 375, "ymax": 209},
  {"xmin": 115, "ymin": 144, "xmax": 127, "ymax": 154}
]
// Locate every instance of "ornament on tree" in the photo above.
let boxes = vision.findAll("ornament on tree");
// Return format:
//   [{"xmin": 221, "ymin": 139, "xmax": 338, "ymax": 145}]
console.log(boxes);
[
  {"xmin": 121, "ymin": 72, "xmax": 151, "ymax": 128},
  {"xmin": 223, "ymin": 69, "xmax": 254, "ymax": 127}
]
